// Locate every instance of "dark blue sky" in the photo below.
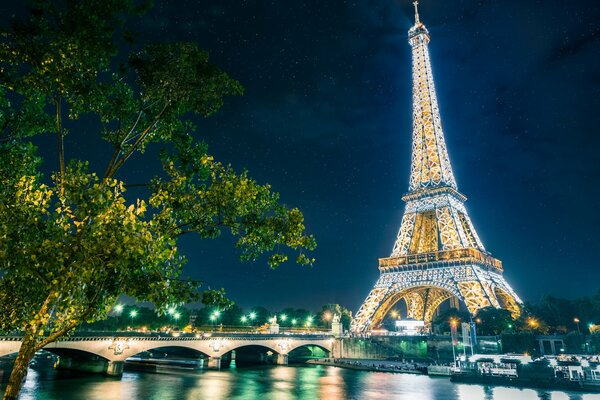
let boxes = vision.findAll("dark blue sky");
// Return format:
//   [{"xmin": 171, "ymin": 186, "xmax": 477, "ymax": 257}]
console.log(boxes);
[
  {"xmin": 4, "ymin": 0, "xmax": 599, "ymax": 312},
  {"xmin": 145, "ymin": 0, "xmax": 599, "ymax": 311}
]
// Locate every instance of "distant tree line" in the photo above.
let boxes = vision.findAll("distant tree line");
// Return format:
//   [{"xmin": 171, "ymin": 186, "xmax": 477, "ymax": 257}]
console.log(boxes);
[
  {"xmin": 426, "ymin": 290, "xmax": 600, "ymax": 355},
  {"xmin": 80, "ymin": 303, "xmax": 353, "ymax": 332}
]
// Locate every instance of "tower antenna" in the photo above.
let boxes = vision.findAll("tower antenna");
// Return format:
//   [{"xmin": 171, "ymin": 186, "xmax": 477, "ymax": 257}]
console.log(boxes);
[{"xmin": 413, "ymin": 0, "xmax": 420, "ymax": 24}]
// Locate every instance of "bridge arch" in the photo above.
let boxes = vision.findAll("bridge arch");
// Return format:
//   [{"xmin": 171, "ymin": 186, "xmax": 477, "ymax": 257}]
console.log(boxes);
[
  {"xmin": 127, "ymin": 344, "xmax": 210, "ymax": 359},
  {"xmin": 43, "ymin": 347, "xmax": 111, "ymax": 362},
  {"xmin": 225, "ymin": 342, "xmax": 280, "ymax": 355},
  {"xmin": 287, "ymin": 342, "xmax": 331, "ymax": 355}
]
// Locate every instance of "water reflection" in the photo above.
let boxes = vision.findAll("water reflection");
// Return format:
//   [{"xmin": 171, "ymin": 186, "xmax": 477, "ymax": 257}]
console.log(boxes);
[{"xmin": 3, "ymin": 365, "xmax": 600, "ymax": 400}]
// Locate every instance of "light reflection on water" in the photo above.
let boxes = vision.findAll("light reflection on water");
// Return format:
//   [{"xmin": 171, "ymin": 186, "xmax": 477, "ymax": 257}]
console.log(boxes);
[{"xmin": 3, "ymin": 365, "xmax": 600, "ymax": 400}]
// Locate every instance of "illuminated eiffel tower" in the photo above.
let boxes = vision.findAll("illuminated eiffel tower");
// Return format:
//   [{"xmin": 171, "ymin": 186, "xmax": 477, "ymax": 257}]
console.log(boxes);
[{"xmin": 351, "ymin": 2, "xmax": 522, "ymax": 333}]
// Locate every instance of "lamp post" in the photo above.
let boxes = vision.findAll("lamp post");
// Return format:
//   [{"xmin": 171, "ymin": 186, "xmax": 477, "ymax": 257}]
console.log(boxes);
[
  {"xmin": 114, "ymin": 304, "xmax": 124, "ymax": 330},
  {"xmin": 209, "ymin": 311, "xmax": 220, "ymax": 330},
  {"xmin": 129, "ymin": 309, "xmax": 138, "ymax": 328},
  {"xmin": 450, "ymin": 319, "xmax": 457, "ymax": 368},
  {"xmin": 306, "ymin": 316, "xmax": 313, "ymax": 332},
  {"xmin": 574, "ymin": 318, "xmax": 580, "ymax": 334}
]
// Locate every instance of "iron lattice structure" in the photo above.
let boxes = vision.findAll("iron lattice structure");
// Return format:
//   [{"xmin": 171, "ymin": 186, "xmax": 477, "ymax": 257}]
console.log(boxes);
[{"xmin": 351, "ymin": 3, "xmax": 522, "ymax": 333}]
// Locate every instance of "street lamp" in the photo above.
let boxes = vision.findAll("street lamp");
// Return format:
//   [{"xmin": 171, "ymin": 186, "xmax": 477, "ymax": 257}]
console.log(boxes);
[
  {"xmin": 129, "ymin": 309, "xmax": 138, "ymax": 327},
  {"xmin": 249, "ymin": 312, "xmax": 256, "ymax": 323},
  {"xmin": 114, "ymin": 304, "xmax": 124, "ymax": 313},
  {"xmin": 574, "ymin": 318, "xmax": 580, "ymax": 333},
  {"xmin": 450, "ymin": 319, "xmax": 457, "ymax": 367},
  {"xmin": 306, "ymin": 316, "xmax": 313, "ymax": 330},
  {"xmin": 291, "ymin": 319, "xmax": 297, "ymax": 326},
  {"xmin": 241, "ymin": 316, "xmax": 248, "ymax": 325},
  {"xmin": 280, "ymin": 314, "xmax": 287, "ymax": 322},
  {"xmin": 527, "ymin": 317, "xmax": 539, "ymax": 329}
]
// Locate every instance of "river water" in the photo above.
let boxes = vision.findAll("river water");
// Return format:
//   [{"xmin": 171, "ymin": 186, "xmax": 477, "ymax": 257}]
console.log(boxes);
[{"xmin": 2, "ymin": 364, "xmax": 600, "ymax": 400}]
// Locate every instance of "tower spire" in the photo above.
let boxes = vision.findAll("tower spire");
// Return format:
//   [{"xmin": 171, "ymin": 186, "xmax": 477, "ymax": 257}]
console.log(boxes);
[{"xmin": 413, "ymin": 1, "xmax": 420, "ymax": 24}]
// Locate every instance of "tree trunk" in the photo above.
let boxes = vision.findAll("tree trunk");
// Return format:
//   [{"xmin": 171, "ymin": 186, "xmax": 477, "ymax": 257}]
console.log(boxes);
[{"xmin": 3, "ymin": 330, "xmax": 38, "ymax": 400}]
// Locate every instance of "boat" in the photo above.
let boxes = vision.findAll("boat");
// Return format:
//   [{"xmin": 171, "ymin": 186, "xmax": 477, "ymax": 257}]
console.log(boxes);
[{"xmin": 450, "ymin": 354, "xmax": 600, "ymax": 393}]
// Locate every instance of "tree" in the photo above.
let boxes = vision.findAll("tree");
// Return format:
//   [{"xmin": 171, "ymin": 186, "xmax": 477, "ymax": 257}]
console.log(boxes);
[
  {"xmin": 315, "ymin": 304, "xmax": 352, "ymax": 330},
  {"xmin": 431, "ymin": 308, "xmax": 470, "ymax": 334},
  {"xmin": 564, "ymin": 331, "xmax": 585, "ymax": 354},
  {"xmin": 0, "ymin": 1, "xmax": 315, "ymax": 398},
  {"xmin": 474, "ymin": 307, "xmax": 514, "ymax": 336}
]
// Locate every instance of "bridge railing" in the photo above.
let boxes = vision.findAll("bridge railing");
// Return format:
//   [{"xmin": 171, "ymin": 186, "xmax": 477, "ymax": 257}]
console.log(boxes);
[{"xmin": 0, "ymin": 333, "xmax": 334, "ymax": 342}]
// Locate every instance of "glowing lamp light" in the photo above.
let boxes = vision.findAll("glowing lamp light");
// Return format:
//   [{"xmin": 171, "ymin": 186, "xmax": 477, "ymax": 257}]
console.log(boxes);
[
  {"xmin": 249, "ymin": 312, "xmax": 256, "ymax": 320},
  {"xmin": 114, "ymin": 304, "xmax": 124, "ymax": 313},
  {"xmin": 281, "ymin": 315, "xmax": 287, "ymax": 321},
  {"xmin": 291, "ymin": 319, "xmax": 297, "ymax": 325},
  {"xmin": 173, "ymin": 312, "xmax": 181, "ymax": 320},
  {"xmin": 241, "ymin": 316, "xmax": 248, "ymax": 323},
  {"xmin": 129, "ymin": 310, "xmax": 138, "ymax": 318}
]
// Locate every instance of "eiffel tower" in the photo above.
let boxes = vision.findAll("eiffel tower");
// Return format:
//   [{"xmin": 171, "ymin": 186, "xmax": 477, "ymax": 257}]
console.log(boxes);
[{"xmin": 351, "ymin": 2, "xmax": 522, "ymax": 333}]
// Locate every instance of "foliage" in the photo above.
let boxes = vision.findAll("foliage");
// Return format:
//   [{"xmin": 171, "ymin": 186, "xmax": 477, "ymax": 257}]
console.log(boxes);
[
  {"xmin": 0, "ymin": 1, "xmax": 315, "ymax": 398},
  {"xmin": 315, "ymin": 304, "xmax": 353, "ymax": 330},
  {"xmin": 431, "ymin": 308, "xmax": 471, "ymax": 334},
  {"xmin": 526, "ymin": 291, "xmax": 600, "ymax": 334},
  {"xmin": 513, "ymin": 309, "xmax": 550, "ymax": 334},
  {"xmin": 564, "ymin": 331, "xmax": 585, "ymax": 354},
  {"xmin": 474, "ymin": 307, "xmax": 514, "ymax": 336}
]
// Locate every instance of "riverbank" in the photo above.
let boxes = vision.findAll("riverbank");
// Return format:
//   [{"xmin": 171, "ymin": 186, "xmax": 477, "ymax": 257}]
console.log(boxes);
[{"xmin": 307, "ymin": 358, "xmax": 426, "ymax": 374}]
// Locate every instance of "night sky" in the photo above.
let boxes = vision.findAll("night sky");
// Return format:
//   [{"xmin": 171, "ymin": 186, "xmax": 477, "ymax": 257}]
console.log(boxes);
[{"xmin": 3, "ymin": 1, "xmax": 600, "ymax": 312}]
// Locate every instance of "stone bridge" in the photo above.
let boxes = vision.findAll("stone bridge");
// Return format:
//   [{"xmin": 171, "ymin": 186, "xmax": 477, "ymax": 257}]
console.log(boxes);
[{"xmin": 0, "ymin": 333, "xmax": 334, "ymax": 375}]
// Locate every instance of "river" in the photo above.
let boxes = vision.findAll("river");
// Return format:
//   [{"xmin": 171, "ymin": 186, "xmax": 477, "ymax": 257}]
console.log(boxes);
[{"xmin": 2, "ymin": 364, "xmax": 600, "ymax": 400}]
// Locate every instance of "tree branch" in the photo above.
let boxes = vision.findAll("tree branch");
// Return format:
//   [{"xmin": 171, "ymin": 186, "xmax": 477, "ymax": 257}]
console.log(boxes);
[
  {"xmin": 105, "ymin": 102, "xmax": 170, "ymax": 179},
  {"xmin": 56, "ymin": 96, "xmax": 65, "ymax": 193}
]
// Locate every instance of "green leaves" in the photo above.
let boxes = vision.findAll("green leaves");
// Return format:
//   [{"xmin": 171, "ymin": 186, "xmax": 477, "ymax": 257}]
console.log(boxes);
[
  {"xmin": 150, "ymin": 156, "xmax": 316, "ymax": 268},
  {"xmin": 0, "ymin": 0, "xmax": 314, "ymax": 357},
  {"xmin": 130, "ymin": 43, "xmax": 243, "ymax": 117}
]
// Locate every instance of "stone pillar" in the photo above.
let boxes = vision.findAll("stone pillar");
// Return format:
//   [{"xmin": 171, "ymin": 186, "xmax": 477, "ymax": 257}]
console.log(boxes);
[
  {"xmin": 105, "ymin": 361, "xmax": 124, "ymax": 376},
  {"xmin": 331, "ymin": 338, "xmax": 344, "ymax": 358},
  {"xmin": 276, "ymin": 354, "xmax": 288, "ymax": 365},
  {"xmin": 208, "ymin": 356, "xmax": 221, "ymax": 369}
]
